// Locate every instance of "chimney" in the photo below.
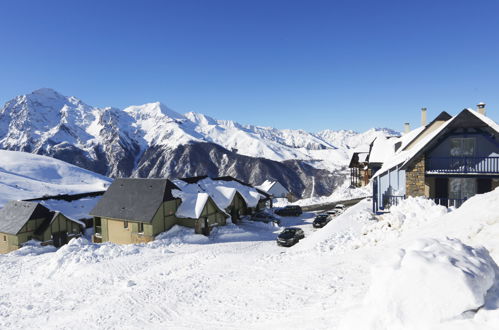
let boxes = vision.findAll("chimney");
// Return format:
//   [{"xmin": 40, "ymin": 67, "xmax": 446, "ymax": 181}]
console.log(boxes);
[
  {"xmin": 421, "ymin": 107, "xmax": 427, "ymax": 126},
  {"xmin": 477, "ymin": 102, "xmax": 486, "ymax": 115},
  {"xmin": 404, "ymin": 122, "xmax": 410, "ymax": 134}
]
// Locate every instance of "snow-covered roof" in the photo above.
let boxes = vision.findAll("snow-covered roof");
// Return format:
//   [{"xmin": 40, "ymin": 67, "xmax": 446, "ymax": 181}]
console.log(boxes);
[
  {"xmin": 174, "ymin": 177, "xmax": 265, "ymax": 210},
  {"xmin": 255, "ymin": 180, "xmax": 276, "ymax": 192},
  {"xmin": 172, "ymin": 191, "xmax": 211, "ymax": 219},
  {"xmin": 369, "ymin": 127, "xmax": 424, "ymax": 165}
]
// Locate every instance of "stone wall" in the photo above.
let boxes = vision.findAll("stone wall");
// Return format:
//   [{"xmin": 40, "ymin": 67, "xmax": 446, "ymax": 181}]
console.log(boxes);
[{"xmin": 406, "ymin": 155, "xmax": 426, "ymax": 197}]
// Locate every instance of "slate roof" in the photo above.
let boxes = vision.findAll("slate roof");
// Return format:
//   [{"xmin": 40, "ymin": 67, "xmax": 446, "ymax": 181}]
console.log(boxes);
[
  {"xmin": 0, "ymin": 201, "xmax": 52, "ymax": 235},
  {"xmin": 89, "ymin": 178, "xmax": 180, "ymax": 223}
]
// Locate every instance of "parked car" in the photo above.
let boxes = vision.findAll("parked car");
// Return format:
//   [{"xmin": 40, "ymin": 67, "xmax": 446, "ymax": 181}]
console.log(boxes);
[
  {"xmin": 326, "ymin": 209, "xmax": 339, "ymax": 216},
  {"xmin": 333, "ymin": 204, "xmax": 345, "ymax": 214},
  {"xmin": 312, "ymin": 214, "xmax": 331, "ymax": 228},
  {"xmin": 275, "ymin": 205, "xmax": 303, "ymax": 216},
  {"xmin": 250, "ymin": 211, "xmax": 281, "ymax": 225},
  {"xmin": 276, "ymin": 227, "xmax": 305, "ymax": 247}
]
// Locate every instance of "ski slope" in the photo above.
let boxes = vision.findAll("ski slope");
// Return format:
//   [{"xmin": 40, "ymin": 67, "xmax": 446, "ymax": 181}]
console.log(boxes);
[{"xmin": 0, "ymin": 150, "xmax": 111, "ymax": 206}]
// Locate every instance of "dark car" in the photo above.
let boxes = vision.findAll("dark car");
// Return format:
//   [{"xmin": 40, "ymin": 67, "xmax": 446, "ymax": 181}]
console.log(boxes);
[
  {"xmin": 275, "ymin": 205, "xmax": 303, "ymax": 217},
  {"xmin": 250, "ymin": 211, "xmax": 281, "ymax": 226},
  {"xmin": 276, "ymin": 227, "xmax": 305, "ymax": 247},
  {"xmin": 312, "ymin": 214, "xmax": 331, "ymax": 228}
]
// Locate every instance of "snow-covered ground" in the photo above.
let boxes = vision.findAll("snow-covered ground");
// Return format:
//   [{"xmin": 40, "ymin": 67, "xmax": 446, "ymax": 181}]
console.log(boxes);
[
  {"xmin": 1, "ymin": 188, "xmax": 498, "ymax": 329},
  {"xmin": 274, "ymin": 180, "xmax": 372, "ymax": 207},
  {"xmin": 0, "ymin": 150, "xmax": 111, "ymax": 207}
]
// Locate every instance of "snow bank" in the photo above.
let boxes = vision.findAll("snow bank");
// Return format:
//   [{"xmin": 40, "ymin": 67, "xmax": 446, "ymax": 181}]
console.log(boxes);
[{"xmin": 341, "ymin": 238, "xmax": 498, "ymax": 329}]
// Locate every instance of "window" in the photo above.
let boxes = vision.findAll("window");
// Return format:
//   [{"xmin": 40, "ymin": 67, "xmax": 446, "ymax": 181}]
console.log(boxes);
[
  {"xmin": 3, "ymin": 235, "xmax": 6, "ymax": 241},
  {"xmin": 450, "ymin": 138, "xmax": 475, "ymax": 157},
  {"xmin": 138, "ymin": 222, "xmax": 144, "ymax": 233},
  {"xmin": 124, "ymin": 221, "xmax": 128, "ymax": 229},
  {"xmin": 449, "ymin": 178, "xmax": 476, "ymax": 200}
]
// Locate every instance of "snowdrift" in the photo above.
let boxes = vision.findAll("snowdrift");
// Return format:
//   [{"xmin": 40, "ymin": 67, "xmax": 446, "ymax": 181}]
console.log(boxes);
[{"xmin": 340, "ymin": 237, "xmax": 498, "ymax": 329}]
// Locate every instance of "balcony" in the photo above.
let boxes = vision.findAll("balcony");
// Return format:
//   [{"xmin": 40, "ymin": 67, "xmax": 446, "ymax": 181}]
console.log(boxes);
[{"xmin": 426, "ymin": 156, "xmax": 499, "ymax": 174}]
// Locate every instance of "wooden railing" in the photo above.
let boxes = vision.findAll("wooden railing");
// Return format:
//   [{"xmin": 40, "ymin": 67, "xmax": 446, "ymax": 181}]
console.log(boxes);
[{"xmin": 426, "ymin": 157, "xmax": 499, "ymax": 174}]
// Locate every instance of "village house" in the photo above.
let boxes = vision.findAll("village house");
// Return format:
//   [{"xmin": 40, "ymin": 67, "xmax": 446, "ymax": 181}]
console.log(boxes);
[
  {"xmin": 0, "ymin": 201, "xmax": 84, "ymax": 254},
  {"xmin": 175, "ymin": 178, "xmax": 247, "ymax": 223},
  {"xmin": 348, "ymin": 152, "xmax": 371, "ymax": 187},
  {"xmin": 213, "ymin": 176, "xmax": 272, "ymax": 210},
  {"xmin": 256, "ymin": 180, "xmax": 294, "ymax": 201},
  {"xmin": 90, "ymin": 178, "xmax": 229, "ymax": 244},
  {"xmin": 371, "ymin": 105, "xmax": 499, "ymax": 212}
]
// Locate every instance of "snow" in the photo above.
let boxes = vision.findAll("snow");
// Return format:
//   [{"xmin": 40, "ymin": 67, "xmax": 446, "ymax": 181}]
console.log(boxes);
[
  {"xmin": 255, "ymin": 179, "xmax": 275, "ymax": 192},
  {"xmin": 173, "ymin": 191, "xmax": 211, "ymax": 219},
  {"xmin": 0, "ymin": 150, "xmax": 111, "ymax": 207},
  {"xmin": 1, "ymin": 188, "xmax": 499, "ymax": 329},
  {"xmin": 174, "ymin": 177, "xmax": 266, "ymax": 209},
  {"xmin": 1, "ymin": 89, "xmax": 398, "ymax": 177},
  {"xmin": 275, "ymin": 180, "xmax": 371, "ymax": 207},
  {"xmin": 341, "ymin": 237, "xmax": 497, "ymax": 330},
  {"xmin": 38, "ymin": 196, "xmax": 102, "ymax": 221}
]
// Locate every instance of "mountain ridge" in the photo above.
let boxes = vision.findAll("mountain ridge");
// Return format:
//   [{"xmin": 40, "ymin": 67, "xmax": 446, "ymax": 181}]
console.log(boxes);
[{"xmin": 0, "ymin": 88, "xmax": 397, "ymax": 197}]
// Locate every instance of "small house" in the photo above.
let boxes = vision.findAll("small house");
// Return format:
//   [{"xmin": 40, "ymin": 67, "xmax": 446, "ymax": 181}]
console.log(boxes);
[
  {"xmin": 0, "ymin": 201, "xmax": 83, "ymax": 254},
  {"xmin": 90, "ymin": 178, "xmax": 182, "ymax": 244},
  {"xmin": 213, "ymin": 176, "xmax": 272, "ymax": 210},
  {"xmin": 256, "ymin": 180, "xmax": 293, "ymax": 201},
  {"xmin": 173, "ymin": 191, "xmax": 229, "ymax": 235}
]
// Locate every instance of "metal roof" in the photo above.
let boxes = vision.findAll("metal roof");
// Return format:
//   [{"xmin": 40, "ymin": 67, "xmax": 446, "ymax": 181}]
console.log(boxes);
[
  {"xmin": 0, "ymin": 201, "xmax": 52, "ymax": 235},
  {"xmin": 89, "ymin": 178, "xmax": 180, "ymax": 223}
]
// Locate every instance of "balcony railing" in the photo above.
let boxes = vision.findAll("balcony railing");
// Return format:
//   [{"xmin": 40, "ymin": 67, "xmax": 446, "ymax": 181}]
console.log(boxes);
[
  {"xmin": 432, "ymin": 198, "xmax": 467, "ymax": 208},
  {"xmin": 426, "ymin": 156, "xmax": 499, "ymax": 174}
]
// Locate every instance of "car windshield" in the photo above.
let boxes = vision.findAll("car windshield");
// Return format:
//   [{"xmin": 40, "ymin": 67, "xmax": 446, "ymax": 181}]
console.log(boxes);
[{"xmin": 283, "ymin": 229, "xmax": 296, "ymax": 234}]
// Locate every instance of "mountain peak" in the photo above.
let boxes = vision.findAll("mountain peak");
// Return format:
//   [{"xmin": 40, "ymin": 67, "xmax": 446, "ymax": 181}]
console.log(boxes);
[
  {"xmin": 28, "ymin": 88, "xmax": 67, "ymax": 100},
  {"xmin": 124, "ymin": 102, "xmax": 185, "ymax": 121}
]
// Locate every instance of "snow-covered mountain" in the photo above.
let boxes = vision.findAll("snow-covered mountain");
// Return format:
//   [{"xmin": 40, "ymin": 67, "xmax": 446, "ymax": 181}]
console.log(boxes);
[
  {"xmin": 0, "ymin": 150, "xmax": 111, "ymax": 207},
  {"xmin": 0, "ymin": 88, "xmax": 396, "ymax": 197}
]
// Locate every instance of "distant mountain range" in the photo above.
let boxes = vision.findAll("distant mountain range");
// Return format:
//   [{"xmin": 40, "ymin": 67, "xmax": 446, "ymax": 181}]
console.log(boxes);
[{"xmin": 0, "ymin": 88, "xmax": 397, "ymax": 198}]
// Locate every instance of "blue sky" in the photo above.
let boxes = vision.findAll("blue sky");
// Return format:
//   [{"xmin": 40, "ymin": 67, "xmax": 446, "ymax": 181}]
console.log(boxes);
[{"xmin": 1, "ymin": 0, "xmax": 499, "ymax": 132}]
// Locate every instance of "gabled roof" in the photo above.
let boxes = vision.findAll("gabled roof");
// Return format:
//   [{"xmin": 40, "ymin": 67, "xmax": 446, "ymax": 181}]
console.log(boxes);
[
  {"xmin": 0, "ymin": 201, "xmax": 52, "ymax": 235},
  {"xmin": 172, "ymin": 191, "xmax": 228, "ymax": 219},
  {"xmin": 373, "ymin": 109, "xmax": 499, "ymax": 177},
  {"xmin": 90, "ymin": 178, "xmax": 180, "ymax": 223},
  {"xmin": 33, "ymin": 211, "xmax": 84, "ymax": 236},
  {"xmin": 401, "ymin": 109, "xmax": 499, "ymax": 170},
  {"xmin": 214, "ymin": 176, "xmax": 271, "ymax": 199}
]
